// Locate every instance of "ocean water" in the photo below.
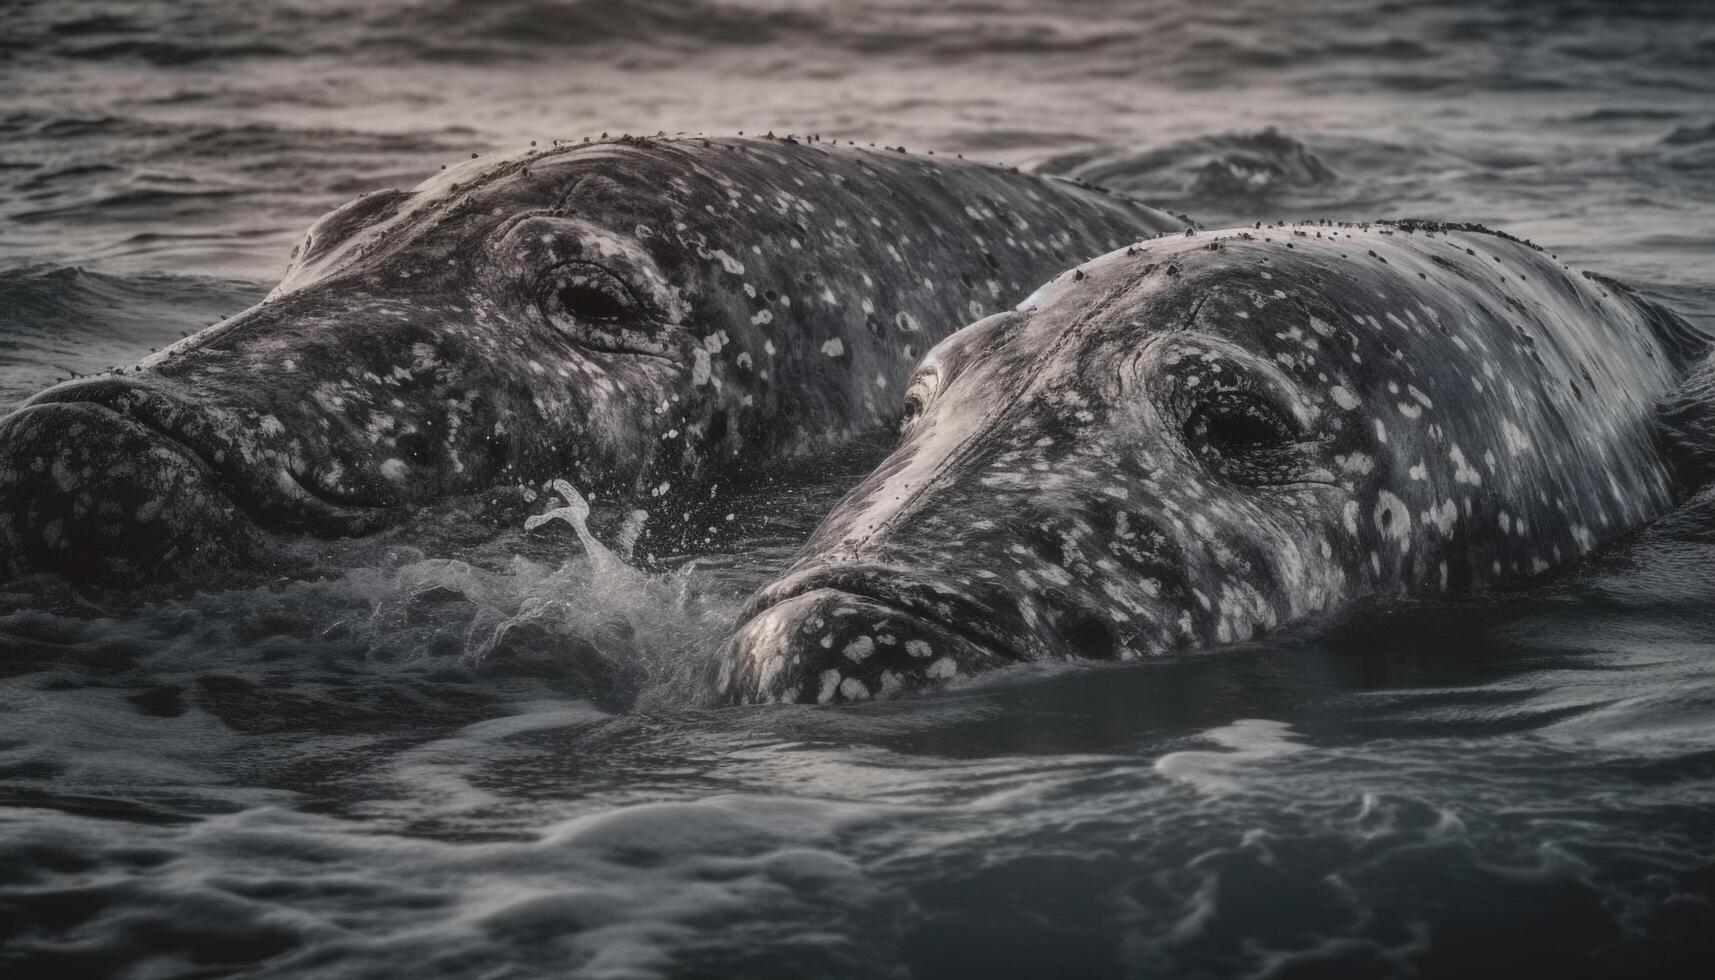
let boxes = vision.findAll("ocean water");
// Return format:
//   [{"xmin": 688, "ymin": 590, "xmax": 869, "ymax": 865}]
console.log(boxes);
[{"xmin": 3, "ymin": 1, "xmax": 1715, "ymax": 976}]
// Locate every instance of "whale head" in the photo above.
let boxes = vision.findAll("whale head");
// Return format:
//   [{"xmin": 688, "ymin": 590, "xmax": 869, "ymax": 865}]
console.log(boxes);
[
  {"xmin": 0, "ymin": 136, "xmax": 1032, "ymax": 584},
  {"xmin": 717, "ymin": 225, "xmax": 1693, "ymax": 704}
]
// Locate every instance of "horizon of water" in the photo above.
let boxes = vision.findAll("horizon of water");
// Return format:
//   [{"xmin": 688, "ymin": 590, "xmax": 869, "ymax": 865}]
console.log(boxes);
[{"xmin": 3, "ymin": 2, "xmax": 1715, "ymax": 977}]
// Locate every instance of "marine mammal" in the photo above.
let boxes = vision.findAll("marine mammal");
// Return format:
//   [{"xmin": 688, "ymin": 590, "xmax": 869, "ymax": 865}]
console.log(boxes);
[
  {"xmin": 0, "ymin": 134, "xmax": 1190, "ymax": 584},
  {"xmin": 716, "ymin": 221, "xmax": 1708, "ymax": 704}
]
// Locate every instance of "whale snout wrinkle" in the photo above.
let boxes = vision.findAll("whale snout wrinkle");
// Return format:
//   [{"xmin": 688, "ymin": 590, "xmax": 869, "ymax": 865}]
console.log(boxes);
[
  {"xmin": 22, "ymin": 377, "xmax": 396, "ymax": 537},
  {"xmin": 718, "ymin": 221, "xmax": 1710, "ymax": 704},
  {"xmin": 0, "ymin": 134, "xmax": 1192, "ymax": 583},
  {"xmin": 0, "ymin": 401, "xmax": 256, "ymax": 584}
]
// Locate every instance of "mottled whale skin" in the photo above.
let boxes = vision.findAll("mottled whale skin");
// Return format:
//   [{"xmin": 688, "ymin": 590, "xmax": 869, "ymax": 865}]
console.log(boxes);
[
  {"xmin": 0, "ymin": 134, "xmax": 1190, "ymax": 584},
  {"xmin": 717, "ymin": 222, "xmax": 1707, "ymax": 705}
]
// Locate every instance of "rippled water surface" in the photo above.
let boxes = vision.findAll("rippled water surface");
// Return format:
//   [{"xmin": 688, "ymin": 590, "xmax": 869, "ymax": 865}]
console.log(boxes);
[{"xmin": 3, "ymin": 1, "xmax": 1715, "ymax": 976}]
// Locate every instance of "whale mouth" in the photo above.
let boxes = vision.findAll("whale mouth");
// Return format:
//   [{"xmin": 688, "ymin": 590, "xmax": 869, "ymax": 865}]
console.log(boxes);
[
  {"xmin": 20, "ymin": 382, "xmax": 392, "ymax": 537},
  {"xmin": 742, "ymin": 564, "xmax": 1030, "ymax": 664},
  {"xmin": 0, "ymin": 399, "xmax": 251, "ymax": 584}
]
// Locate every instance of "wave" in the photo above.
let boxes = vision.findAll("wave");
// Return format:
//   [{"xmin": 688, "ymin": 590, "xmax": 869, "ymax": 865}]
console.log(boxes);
[
  {"xmin": 388, "ymin": 0, "xmax": 821, "ymax": 49},
  {"xmin": 10, "ymin": 185, "xmax": 249, "ymax": 225},
  {"xmin": 1031, "ymin": 128, "xmax": 1341, "ymax": 218},
  {"xmin": 1661, "ymin": 121, "xmax": 1715, "ymax": 146},
  {"xmin": 1565, "ymin": 107, "xmax": 1689, "ymax": 124},
  {"xmin": 6, "ymin": 0, "xmax": 832, "ymax": 67},
  {"xmin": 0, "ymin": 265, "xmax": 263, "ymax": 411}
]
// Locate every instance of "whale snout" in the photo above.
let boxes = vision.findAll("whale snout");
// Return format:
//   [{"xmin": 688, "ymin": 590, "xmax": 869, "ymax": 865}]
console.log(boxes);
[
  {"xmin": 716, "ymin": 568, "xmax": 1024, "ymax": 704},
  {"xmin": 0, "ymin": 378, "xmax": 401, "ymax": 584},
  {"xmin": 0, "ymin": 401, "xmax": 258, "ymax": 584}
]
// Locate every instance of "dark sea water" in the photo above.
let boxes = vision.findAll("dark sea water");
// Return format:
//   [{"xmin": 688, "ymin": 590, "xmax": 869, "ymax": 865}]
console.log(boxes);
[{"xmin": 3, "ymin": 1, "xmax": 1715, "ymax": 976}]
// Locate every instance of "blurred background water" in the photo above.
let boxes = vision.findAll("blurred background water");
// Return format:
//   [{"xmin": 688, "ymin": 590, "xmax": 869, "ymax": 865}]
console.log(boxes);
[{"xmin": 2, "ymin": 1, "xmax": 1715, "ymax": 976}]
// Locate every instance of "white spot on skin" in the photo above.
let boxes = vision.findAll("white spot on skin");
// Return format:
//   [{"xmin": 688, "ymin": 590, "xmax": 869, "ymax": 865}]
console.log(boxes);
[
  {"xmin": 380, "ymin": 458, "xmax": 408, "ymax": 482},
  {"xmin": 1337, "ymin": 452, "xmax": 1374, "ymax": 475},
  {"xmin": 905, "ymin": 639, "xmax": 932, "ymax": 658},
  {"xmin": 843, "ymin": 636, "xmax": 875, "ymax": 662},
  {"xmin": 821, "ymin": 338, "xmax": 845, "ymax": 358},
  {"xmin": 1449, "ymin": 445, "xmax": 1482, "ymax": 485},
  {"xmin": 1374, "ymin": 490, "xmax": 1411, "ymax": 547},
  {"xmin": 1331, "ymin": 386, "xmax": 1360, "ymax": 410},
  {"xmin": 1423, "ymin": 498, "xmax": 1458, "ymax": 535}
]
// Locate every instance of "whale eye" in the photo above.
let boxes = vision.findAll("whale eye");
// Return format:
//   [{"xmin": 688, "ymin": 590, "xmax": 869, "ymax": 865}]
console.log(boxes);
[
  {"xmin": 899, "ymin": 369, "xmax": 941, "ymax": 435},
  {"xmin": 1182, "ymin": 390, "xmax": 1302, "ymax": 481},
  {"xmin": 539, "ymin": 261, "xmax": 639, "ymax": 323},
  {"xmin": 1194, "ymin": 393, "xmax": 1293, "ymax": 451}
]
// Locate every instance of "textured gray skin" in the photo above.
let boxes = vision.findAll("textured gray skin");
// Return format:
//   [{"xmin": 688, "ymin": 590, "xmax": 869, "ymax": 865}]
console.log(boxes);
[
  {"xmin": 0, "ymin": 134, "xmax": 1190, "ymax": 584},
  {"xmin": 717, "ymin": 222, "xmax": 1706, "ymax": 705}
]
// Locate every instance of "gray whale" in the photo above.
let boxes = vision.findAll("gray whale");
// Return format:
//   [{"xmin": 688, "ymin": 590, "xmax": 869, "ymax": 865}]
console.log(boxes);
[
  {"xmin": 0, "ymin": 134, "xmax": 1190, "ymax": 583},
  {"xmin": 718, "ymin": 222, "xmax": 1709, "ymax": 704}
]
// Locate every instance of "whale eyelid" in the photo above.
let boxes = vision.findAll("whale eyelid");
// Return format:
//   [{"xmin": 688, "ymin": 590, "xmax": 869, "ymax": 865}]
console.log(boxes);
[
  {"xmin": 1193, "ymin": 390, "xmax": 1297, "ymax": 438},
  {"xmin": 535, "ymin": 260, "xmax": 643, "ymax": 325}
]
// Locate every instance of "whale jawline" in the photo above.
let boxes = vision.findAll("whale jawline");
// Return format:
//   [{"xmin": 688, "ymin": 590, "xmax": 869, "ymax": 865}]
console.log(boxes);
[{"xmin": 49, "ymin": 398, "xmax": 394, "ymax": 538}]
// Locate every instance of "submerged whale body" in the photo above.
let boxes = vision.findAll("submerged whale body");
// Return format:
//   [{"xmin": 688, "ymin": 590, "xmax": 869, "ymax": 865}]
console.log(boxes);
[
  {"xmin": 0, "ymin": 134, "xmax": 1190, "ymax": 584},
  {"xmin": 716, "ymin": 221, "xmax": 1710, "ymax": 705}
]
